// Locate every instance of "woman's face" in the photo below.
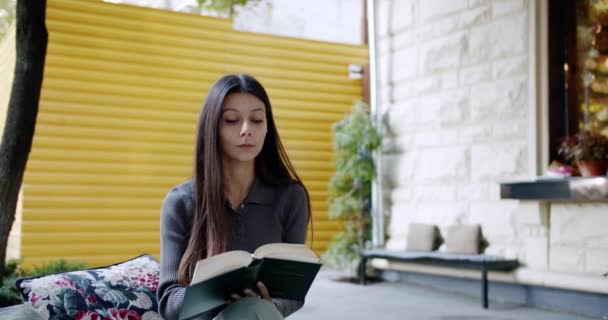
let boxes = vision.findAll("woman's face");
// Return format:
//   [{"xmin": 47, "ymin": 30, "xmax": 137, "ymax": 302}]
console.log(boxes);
[{"xmin": 219, "ymin": 92, "xmax": 268, "ymax": 163}]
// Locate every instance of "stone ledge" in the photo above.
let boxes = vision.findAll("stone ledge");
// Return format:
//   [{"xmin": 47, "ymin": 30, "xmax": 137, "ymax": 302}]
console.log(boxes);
[
  {"xmin": 500, "ymin": 177, "xmax": 608, "ymax": 201},
  {"xmin": 371, "ymin": 259, "xmax": 608, "ymax": 294}
]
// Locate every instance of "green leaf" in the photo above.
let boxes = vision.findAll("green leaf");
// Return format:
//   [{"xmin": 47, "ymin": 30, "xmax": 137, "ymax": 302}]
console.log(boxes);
[
  {"xmin": 94, "ymin": 283, "xmax": 128, "ymax": 305},
  {"xmin": 196, "ymin": 0, "xmax": 265, "ymax": 16},
  {"xmin": 124, "ymin": 289, "xmax": 138, "ymax": 301},
  {"xmin": 328, "ymin": 194, "xmax": 361, "ymax": 219},
  {"xmin": 0, "ymin": 0, "xmax": 16, "ymax": 40},
  {"xmin": 328, "ymin": 170, "xmax": 352, "ymax": 195},
  {"xmin": 63, "ymin": 290, "xmax": 86, "ymax": 317},
  {"xmin": 3, "ymin": 259, "xmax": 20, "ymax": 278}
]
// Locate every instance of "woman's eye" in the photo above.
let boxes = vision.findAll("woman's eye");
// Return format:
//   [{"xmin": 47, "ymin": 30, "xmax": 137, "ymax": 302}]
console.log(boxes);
[
  {"xmin": 225, "ymin": 119, "xmax": 238, "ymax": 124},
  {"xmin": 252, "ymin": 119, "xmax": 264, "ymax": 124}
]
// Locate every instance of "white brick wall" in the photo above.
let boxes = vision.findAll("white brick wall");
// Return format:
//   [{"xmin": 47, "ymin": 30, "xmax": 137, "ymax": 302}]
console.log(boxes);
[
  {"xmin": 392, "ymin": 0, "xmax": 415, "ymax": 32},
  {"xmin": 392, "ymin": 47, "xmax": 418, "ymax": 82},
  {"xmin": 380, "ymin": 0, "xmax": 532, "ymax": 257},
  {"xmin": 492, "ymin": 0, "xmax": 527, "ymax": 18},
  {"xmin": 550, "ymin": 204, "xmax": 608, "ymax": 275},
  {"xmin": 469, "ymin": 201, "xmax": 519, "ymax": 244},
  {"xmin": 470, "ymin": 143, "xmax": 527, "ymax": 180},
  {"xmin": 470, "ymin": 78, "xmax": 527, "ymax": 121},
  {"xmin": 419, "ymin": 0, "xmax": 468, "ymax": 22},
  {"xmin": 378, "ymin": 0, "xmax": 608, "ymax": 282},
  {"xmin": 108, "ymin": 0, "xmax": 363, "ymax": 45},
  {"xmin": 233, "ymin": 0, "xmax": 363, "ymax": 45}
]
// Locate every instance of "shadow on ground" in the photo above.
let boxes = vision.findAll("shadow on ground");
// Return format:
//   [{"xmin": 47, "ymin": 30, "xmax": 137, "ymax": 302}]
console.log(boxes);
[{"xmin": 290, "ymin": 268, "xmax": 596, "ymax": 320}]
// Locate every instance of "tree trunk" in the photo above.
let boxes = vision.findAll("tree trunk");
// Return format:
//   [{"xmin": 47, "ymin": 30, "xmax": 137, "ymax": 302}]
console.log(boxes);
[
  {"xmin": 0, "ymin": 0, "xmax": 47, "ymax": 284},
  {"xmin": 357, "ymin": 194, "xmax": 364, "ymax": 255}
]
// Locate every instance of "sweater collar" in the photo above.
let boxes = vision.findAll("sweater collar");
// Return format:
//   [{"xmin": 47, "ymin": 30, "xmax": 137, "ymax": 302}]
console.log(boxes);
[{"xmin": 242, "ymin": 178, "xmax": 274, "ymax": 205}]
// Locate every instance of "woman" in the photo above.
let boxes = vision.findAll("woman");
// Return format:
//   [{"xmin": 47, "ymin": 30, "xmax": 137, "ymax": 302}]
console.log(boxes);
[{"xmin": 157, "ymin": 74, "xmax": 312, "ymax": 320}]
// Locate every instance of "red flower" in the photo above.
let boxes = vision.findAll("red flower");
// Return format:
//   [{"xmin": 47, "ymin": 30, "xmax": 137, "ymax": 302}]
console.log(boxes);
[
  {"xmin": 76, "ymin": 311, "xmax": 100, "ymax": 320},
  {"xmin": 104, "ymin": 308, "xmax": 141, "ymax": 320}
]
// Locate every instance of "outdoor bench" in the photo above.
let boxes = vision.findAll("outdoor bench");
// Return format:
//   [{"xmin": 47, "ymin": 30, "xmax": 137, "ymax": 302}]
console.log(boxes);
[{"xmin": 358, "ymin": 249, "xmax": 519, "ymax": 309}]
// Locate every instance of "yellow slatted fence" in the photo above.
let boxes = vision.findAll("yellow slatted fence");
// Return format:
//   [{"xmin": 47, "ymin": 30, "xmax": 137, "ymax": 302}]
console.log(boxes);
[{"xmin": 18, "ymin": 0, "xmax": 368, "ymax": 268}]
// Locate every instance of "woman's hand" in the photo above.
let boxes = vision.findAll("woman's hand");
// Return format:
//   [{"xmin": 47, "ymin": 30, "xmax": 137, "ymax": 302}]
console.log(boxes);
[{"xmin": 228, "ymin": 281, "xmax": 272, "ymax": 303}]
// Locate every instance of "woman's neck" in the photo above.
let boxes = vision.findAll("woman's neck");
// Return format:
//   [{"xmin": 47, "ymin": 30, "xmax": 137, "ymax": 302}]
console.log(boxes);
[{"xmin": 222, "ymin": 159, "xmax": 255, "ymax": 210}]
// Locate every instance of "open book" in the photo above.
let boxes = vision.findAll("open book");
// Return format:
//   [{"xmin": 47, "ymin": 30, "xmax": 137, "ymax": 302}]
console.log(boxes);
[{"xmin": 179, "ymin": 243, "xmax": 322, "ymax": 320}]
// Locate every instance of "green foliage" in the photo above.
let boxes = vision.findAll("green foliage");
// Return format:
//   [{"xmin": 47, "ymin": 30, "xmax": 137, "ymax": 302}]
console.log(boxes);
[
  {"xmin": 323, "ymin": 231, "xmax": 359, "ymax": 270},
  {"xmin": 0, "ymin": 276, "xmax": 21, "ymax": 307},
  {"xmin": 323, "ymin": 101, "xmax": 381, "ymax": 271},
  {"xmin": 0, "ymin": 259, "xmax": 88, "ymax": 307},
  {"xmin": 26, "ymin": 259, "xmax": 88, "ymax": 278},
  {"xmin": 196, "ymin": 0, "xmax": 267, "ymax": 16},
  {"xmin": 0, "ymin": 259, "xmax": 21, "ymax": 307},
  {"xmin": 3, "ymin": 259, "xmax": 19, "ymax": 277},
  {"xmin": 0, "ymin": 0, "xmax": 16, "ymax": 40},
  {"xmin": 328, "ymin": 193, "xmax": 362, "ymax": 220}
]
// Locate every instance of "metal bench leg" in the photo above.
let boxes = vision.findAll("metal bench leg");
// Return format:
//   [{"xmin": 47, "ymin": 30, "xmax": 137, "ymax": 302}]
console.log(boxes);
[
  {"xmin": 481, "ymin": 263, "xmax": 488, "ymax": 309},
  {"xmin": 358, "ymin": 257, "xmax": 367, "ymax": 285}
]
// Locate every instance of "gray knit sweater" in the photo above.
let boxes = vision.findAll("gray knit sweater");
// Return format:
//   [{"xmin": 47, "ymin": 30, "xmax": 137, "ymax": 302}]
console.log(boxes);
[{"xmin": 157, "ymin": 179, "xmax": 308, "ymax": 320}]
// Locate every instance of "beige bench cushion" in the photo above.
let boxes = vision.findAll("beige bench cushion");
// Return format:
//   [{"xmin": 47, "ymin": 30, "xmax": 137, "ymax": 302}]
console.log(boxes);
[
  {"xmin": 445, "ymin": 224, "xmax": 483, "ymax": 254},
  {"xmin": 406, "ymin": 223, "xmax": 443, "ymax": 251}
]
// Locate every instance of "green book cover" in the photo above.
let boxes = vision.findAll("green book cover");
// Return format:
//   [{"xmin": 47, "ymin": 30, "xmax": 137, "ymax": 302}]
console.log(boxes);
[
  {"xmin": 256, "ymin": 258, "xmax": 321, "ymax": 300},
  {"xmin": 179, "ymin": 244, "xmax": 322, "ymax": 320}
]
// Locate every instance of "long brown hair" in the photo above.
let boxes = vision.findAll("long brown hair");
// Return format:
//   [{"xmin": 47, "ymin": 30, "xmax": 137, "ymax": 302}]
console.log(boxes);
[{"xmin": 178, "ymin": 74, "xmax": 312, "ymax": 285}]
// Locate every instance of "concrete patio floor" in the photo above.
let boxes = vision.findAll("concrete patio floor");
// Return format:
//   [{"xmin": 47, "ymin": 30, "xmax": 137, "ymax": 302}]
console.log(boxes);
[{"xmin": 290, "ymin": 269, "xmax": 598, "ymax": 320}]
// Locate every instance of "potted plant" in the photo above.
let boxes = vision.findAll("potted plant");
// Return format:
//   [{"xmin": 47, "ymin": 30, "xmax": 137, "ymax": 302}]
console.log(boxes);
[
  {"xmin": 558, "ymin": 130, "xmax": 608, "ymax": 176},
  {"xmin": 323, "ymin": 101, "xmax": 381, "ymax": 276}
]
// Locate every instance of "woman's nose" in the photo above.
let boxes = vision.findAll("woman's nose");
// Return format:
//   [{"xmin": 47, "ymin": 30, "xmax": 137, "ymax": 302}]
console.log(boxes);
[{"xmin": 240, "ymin": 122, "xmax": 252, "ymax": 136}]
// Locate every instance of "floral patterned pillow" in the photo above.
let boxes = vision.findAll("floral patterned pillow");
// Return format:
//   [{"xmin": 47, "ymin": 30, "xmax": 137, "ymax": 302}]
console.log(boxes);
[{"xmin": 15, "ymin": 254, "xmax": 161, "ymax": 320}]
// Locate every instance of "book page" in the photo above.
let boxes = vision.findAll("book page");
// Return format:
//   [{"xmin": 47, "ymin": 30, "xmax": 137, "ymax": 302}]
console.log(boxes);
[
  {"xmin": 253, "ymin": 243, "xmax": 319, "ymax": 263},
  {"xmin": 190, "ymin": 251, "xmax": 253, "ymax": 285}
]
